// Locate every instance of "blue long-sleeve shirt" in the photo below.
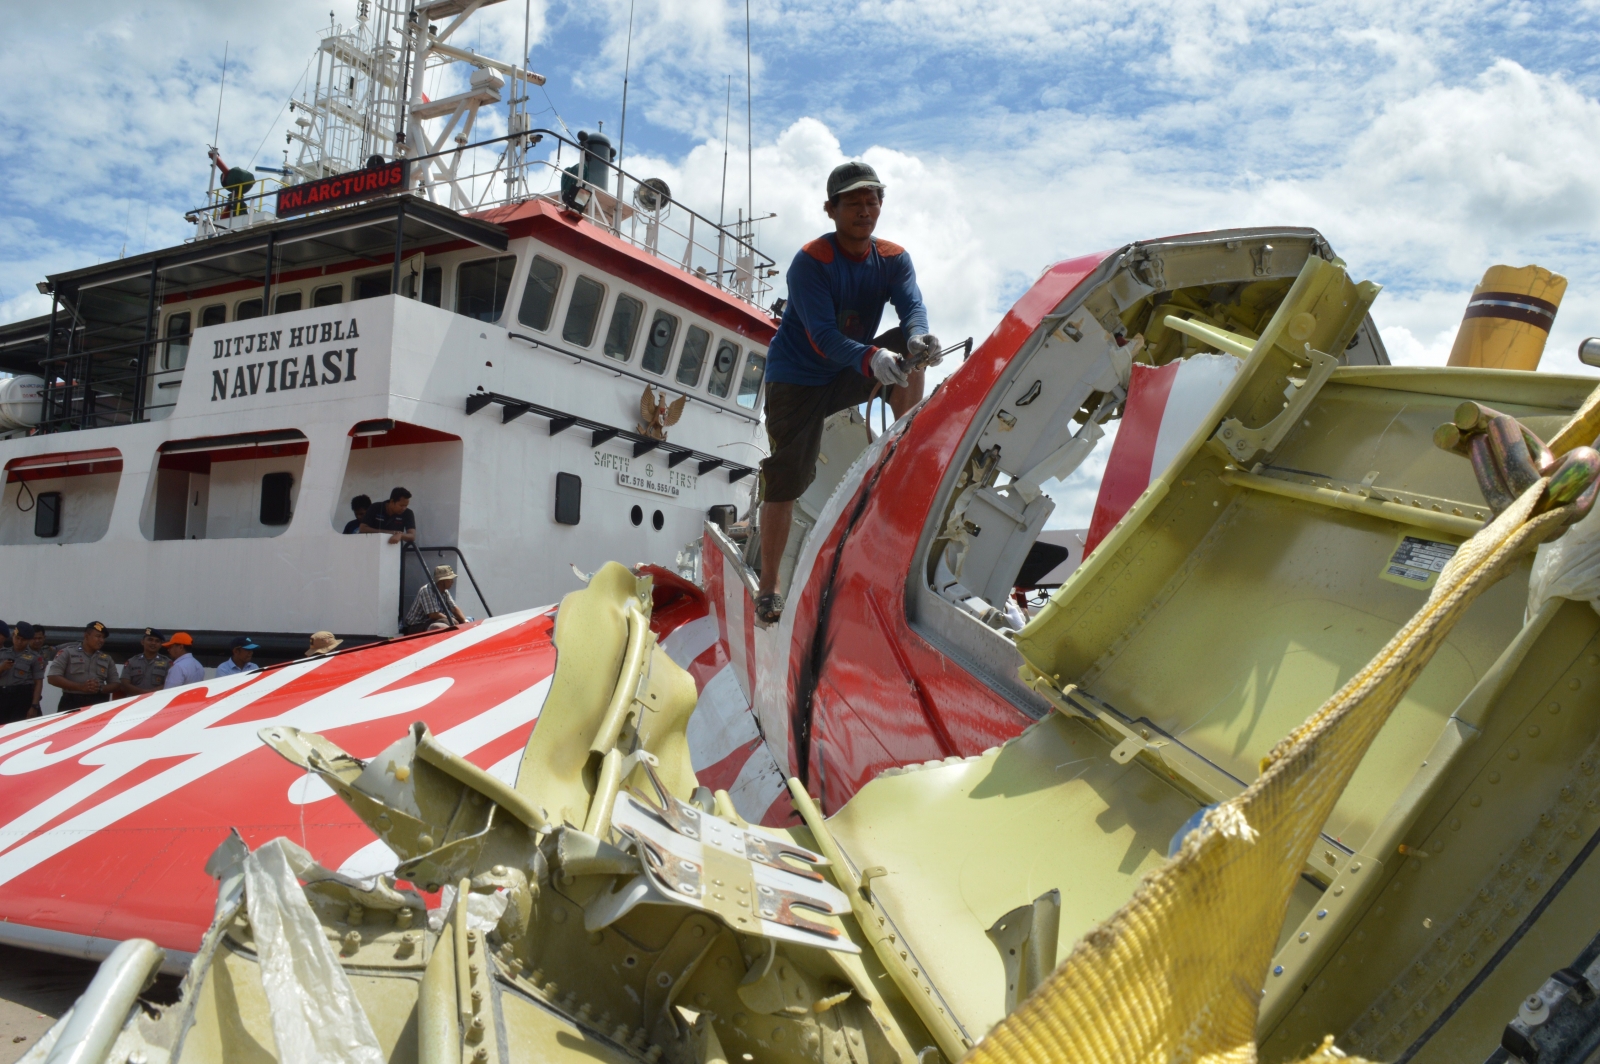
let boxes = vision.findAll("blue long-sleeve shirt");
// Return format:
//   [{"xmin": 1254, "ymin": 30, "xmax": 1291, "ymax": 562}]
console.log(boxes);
[{"xmin": 764, "ymin": 233, "xmax": 929, "ymax": 387}]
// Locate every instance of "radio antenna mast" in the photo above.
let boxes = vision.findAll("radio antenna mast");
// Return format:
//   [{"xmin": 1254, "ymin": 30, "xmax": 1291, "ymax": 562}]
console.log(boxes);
[
  {"xmin": 745, "ymin": 0, "xmax": 753, "ymax": 236},
  {"xmin": 209, "ymin": 41, "xmax": 229, "ymax": 195},
  {"xmin": 617, "ymin": 0, "xmax": 635, "ymax": 174},
  {"xmin": 718, "ymin": 75, "xmax": 731, "ymax": 227}
]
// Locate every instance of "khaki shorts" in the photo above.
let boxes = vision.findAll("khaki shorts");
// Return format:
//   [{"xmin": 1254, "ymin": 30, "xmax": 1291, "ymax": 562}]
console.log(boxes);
[{"xmin": 761, "ymin": 373, "xmax": 879, "ymax": 503}]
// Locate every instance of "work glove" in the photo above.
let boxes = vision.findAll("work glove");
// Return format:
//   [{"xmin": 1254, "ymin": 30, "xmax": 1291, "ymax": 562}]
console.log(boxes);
[
  {"xmin": 907, "ymin": 333, "xmax": 943, "ymax": 367},
  {"xmin": 870, "ymin": 347, "xmax": 910, "ymax": 388}
]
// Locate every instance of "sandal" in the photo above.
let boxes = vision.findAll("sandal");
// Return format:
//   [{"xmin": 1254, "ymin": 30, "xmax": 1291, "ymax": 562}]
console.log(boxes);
[{"xmin": 755, "ymin": 591, "xmax": 784, "ymax": 625}]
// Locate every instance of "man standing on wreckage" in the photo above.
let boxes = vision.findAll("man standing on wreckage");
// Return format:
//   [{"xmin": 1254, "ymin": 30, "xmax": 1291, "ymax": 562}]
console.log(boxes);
[{"xmin": 754, "ymin": 161, "xmax": 943, "ymax": 623}]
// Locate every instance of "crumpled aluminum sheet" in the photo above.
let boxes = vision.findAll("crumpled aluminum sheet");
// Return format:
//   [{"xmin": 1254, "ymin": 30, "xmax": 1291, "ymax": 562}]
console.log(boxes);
[{"xmin": 243, "ymin": 838, "xmax": 386, "ymax": 1064}]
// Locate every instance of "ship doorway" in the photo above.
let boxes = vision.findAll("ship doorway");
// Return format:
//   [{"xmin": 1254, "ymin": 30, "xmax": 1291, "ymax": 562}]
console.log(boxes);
[
  {"xmin": 337, "ymin": 419, "xmax": 463, "ymax": 544},
  {"xmin": 0, "ymin": 449, "xmax": 123, "ymax": 545},
  {"xmin": 144, "ymin": 430, "xmax": 308, "ymax": 541}
]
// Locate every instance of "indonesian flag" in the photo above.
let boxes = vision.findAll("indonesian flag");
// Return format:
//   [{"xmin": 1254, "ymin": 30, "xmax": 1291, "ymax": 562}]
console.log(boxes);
[{"xmin": 1084, "ymin": 353, "xmax": 1243, "ymax": 555}]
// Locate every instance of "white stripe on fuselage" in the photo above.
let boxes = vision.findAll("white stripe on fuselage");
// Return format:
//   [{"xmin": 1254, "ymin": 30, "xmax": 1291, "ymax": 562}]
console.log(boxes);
[
  {"xmin": 0, "ymin": 611, "xmax": 547, "ymax": 887},
  {"xmin": 662, "ymin": 615, "xmax": 718, "ymax": 669},
  {"xmin": 685, "ymin": 665, "xmax": 760, "ymax": 769},
  {"xmin": 288, "ymin": 675, "xmax": 553, "ymax": 806},
  {"xmin": 723, "ymin": 574, "xmax": 751, "ymax": 702}
]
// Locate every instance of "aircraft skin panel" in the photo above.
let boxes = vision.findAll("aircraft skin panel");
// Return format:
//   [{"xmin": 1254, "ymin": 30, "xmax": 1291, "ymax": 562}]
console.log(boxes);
[
  {"xmin": 0, "ymin": 610, "xmax": 560, "ymax": 956},
  {"xmin": 0, "ymin": 572, "xmax": 736, "ymax": 961},
  {"xmin": 811, "ymin": 677, "xmax": 903, "ymax": 813},
  {"xmin": 778, "ymin": 252, "xmax": 1112, "ymax": 796},
  {"xmin": 694, "ymin": 251, "xmax": 1113, "ymax": 806}
]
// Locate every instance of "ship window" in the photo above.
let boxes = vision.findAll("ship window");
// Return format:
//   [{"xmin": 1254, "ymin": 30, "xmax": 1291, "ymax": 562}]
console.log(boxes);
[
  {"xmin": 707, "ymin": 340, "xmax": 740, "ymax": 398},
  {"xmin": 517, "ymin": 256, "xmax": 563, "ymax": 330},
  {"xmin": 736, "ymin": 351, "xmax": 766, "ymax": 409},
  {"xmin": 355, "ymin": 271, "xmax": 392, "ymax": 301},
  {"xmin": 200, "ymin": 304, "xmax": 227, "ymax": 328},
  {"xmin": 236, "ymin": 298, "xmax": 263, "ymax": 320},
  {"xmin": 162, "ymin": 312, "xmax": 191, "ymax": 371},
  {"xmin": 312, "ymin": 284, "xmax": 343, "ymax": 307},
  {"xmin": 260, "ymin": 471, "xmax": 294, "ymax": 526},
  {"xmin": 273, "ymin": 292, "xmax": 302, "ymax": 314},
  {"xmin": 34, "ymin": 492, "xmax": 61, "ymax": 538},
  {"xmin": 456, "ymin": 255, "xmax": 517, "ymax": 323},
  {"xmin": 563, "ymin": 276, "xmax": 605, "ymax": 347},
  {"xmin": 676, "ymin": 326, "xmax": 710, "ymax": 386},
  {"xmin": 554, "ymin": 472, "xmax": 581, "ymax": 525},
  {"xmin": 604, "ymin": 294, "xmax": 645, "ymax": 362},
  {"xmin": 641, "ymin": 311, "xmax": 678, "ymax": 374}
]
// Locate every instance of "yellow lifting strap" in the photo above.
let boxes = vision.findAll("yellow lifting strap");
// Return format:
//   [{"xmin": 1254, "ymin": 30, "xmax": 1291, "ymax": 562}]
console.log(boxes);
[{"xmin": 965, "ymin": 386, "xmax": 1600, "ymax": 1064}]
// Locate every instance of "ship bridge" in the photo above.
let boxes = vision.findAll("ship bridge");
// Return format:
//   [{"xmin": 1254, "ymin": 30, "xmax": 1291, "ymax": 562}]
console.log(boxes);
[
  {"xmin": 20, "ymin": 195, "xmax": 507, "ymax": 430},
  {"xmin": 0, "ymin": 188, "xmax": 773, "ymax": 671}
]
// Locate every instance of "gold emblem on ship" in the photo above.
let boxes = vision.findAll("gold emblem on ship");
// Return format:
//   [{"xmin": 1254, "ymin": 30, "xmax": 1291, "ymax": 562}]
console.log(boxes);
[{"xmin": 638, "ymin": 384, "xmax": 686, "ymax": 440}]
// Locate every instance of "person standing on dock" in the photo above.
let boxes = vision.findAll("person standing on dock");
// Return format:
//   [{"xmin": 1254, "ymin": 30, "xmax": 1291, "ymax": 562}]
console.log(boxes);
[
  {"xmin": 754, "ymin": 161, "xmax": 941, "ymax": 623},
  {"xmin": 0, "ymin": 623, "xmax": 45, "ymax": 723},
  {"xmin": 216, "ymin": 637, "xmax": 260, "ymax": 677},
  {"xmin": 48, "ymin": 622, "xmax": 121, "ymax": 713},
  {"xmin": 306, "ymin": 631, "xmax": 343, "ymax": 656},
  {"xmin": 360, "ymin": 487, "xmax": 417, "ymax": 544},
  {"xmin": 29, "ymin": 625, "xmax": 53, "ymax": 664},
  {"xmin": 120, "ymin": 628, "xmax": 173, "ymax": 696},
  {"xmin": 162, "ymin": 633, "xmax": 205, "ymax": 689}
]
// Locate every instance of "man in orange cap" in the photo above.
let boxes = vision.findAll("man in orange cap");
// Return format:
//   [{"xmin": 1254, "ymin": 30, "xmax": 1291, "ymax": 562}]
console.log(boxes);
[{"xmin": 162, "ymin": 632, "xmax": 205, "ymax": 689}]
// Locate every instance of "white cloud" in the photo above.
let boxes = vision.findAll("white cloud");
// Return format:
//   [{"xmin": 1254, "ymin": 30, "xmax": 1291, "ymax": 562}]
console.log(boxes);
[{"xmin": 3, "ymin": 0, "xmax": 1599, "ymax": 391}]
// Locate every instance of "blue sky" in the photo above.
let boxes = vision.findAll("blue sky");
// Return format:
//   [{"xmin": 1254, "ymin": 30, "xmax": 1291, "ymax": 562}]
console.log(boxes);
[
  {"xmin": 5, "ymin": 1, "xmax": 1600, "ymax": 529},
  {"xmin": 4, "ymin": 0, "xmax": 1600, "ymax": 380}
]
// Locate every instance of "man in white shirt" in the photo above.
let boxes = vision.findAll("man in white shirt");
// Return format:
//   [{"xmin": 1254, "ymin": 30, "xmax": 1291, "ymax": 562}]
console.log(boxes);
[
  {"xmin": 216, "ymin": 636, "xmax": 261, "ymax": 677},
  {"xmin": 162, "ymin": 633, "xmax": 205, "ymax": 689}
]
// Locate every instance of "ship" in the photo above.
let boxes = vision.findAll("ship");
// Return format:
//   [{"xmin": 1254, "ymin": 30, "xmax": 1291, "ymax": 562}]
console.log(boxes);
[{"xmin": 0, "ymin": 0, "xmax": 776, "ymax": 684}]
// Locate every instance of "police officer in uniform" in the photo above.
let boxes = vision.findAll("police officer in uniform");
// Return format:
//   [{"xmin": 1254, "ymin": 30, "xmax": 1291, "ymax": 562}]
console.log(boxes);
[
  {"xmin": 29, "ymin": 625, "xmax": 55, "ymax": 668},
  {"xmin": 48, "ymin": 621, "xmax": 121, "ymax": 713},
  {"xmin": 120, "ymin": 628, "xmax": 173, "ymax": 696},
  {"xmin": 0, "ymin": 622, "xmax": 44, "ymax": 723}
]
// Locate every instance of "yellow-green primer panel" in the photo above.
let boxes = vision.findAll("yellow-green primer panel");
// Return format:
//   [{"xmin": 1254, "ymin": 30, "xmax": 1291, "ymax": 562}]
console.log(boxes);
[
  {"xmin": 178, "ymin": 943, "xmax": 421, "ymax": 1062},
  {"xmin": 500, "ymin": 989, "xmax": 639, "ymax": 1064},
  {"xmin": 1085, "ymin": 492, "xmax": 1527, "ymax": 853},
  {"xmin": 824, "ymin": 712, "xmax": 1197, "ymax": 1040}
]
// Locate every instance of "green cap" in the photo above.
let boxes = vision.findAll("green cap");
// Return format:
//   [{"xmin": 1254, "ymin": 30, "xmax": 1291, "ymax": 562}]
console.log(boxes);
[{"xmin": 827, "ymin": 161, "xmax": 884, "ymax": 199}]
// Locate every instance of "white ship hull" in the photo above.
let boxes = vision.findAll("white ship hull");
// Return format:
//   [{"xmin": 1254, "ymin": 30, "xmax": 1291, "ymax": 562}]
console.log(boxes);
[{"xmin": 1, "ymin": 209, "xmax": 769, "ymax": 649}]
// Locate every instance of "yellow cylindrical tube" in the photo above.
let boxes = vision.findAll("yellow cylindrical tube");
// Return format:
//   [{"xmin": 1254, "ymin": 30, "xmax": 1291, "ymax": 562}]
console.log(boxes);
[{"xmin": 1446, "ymin": 264, "xmax": 1567, "ymax": 371}]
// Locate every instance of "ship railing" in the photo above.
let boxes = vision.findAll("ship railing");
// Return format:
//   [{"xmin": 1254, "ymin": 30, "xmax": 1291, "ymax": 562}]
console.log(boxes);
[
  {"xmin": 187, "ymin": 176, "xmax": 294, "ymax": 238},
  {"xmin": 180, "ymin": 129, "xmax": 778, "ymax": 312},
  {"xmin": 33, "ymin": 332, "xmax": 189, "ymax": 433},
  {"xmin": 399, "ymin": 542, "xmax": 493, "ymax": 632},
  {"xmin": 524, "ymin": 155, "xmax": 777, "ymax": 308}
]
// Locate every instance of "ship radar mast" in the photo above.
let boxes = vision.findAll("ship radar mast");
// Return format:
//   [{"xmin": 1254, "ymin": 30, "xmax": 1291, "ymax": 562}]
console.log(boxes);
[
  {"xmin": 285, "ymin": 0, "xmax": 544, "ymax": 212},
  {"xmin": 189, "ymin": 0, "xmax": 777, "ymax": 307}
]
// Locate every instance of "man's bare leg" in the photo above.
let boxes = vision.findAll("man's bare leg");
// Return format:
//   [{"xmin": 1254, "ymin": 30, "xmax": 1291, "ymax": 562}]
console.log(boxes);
[{"xmin": 758, "ymin": 499, "xmax": 795, "ymax": 599}]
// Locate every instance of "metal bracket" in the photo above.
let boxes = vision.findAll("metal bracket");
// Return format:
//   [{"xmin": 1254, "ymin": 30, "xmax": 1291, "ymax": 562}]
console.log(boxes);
[
  {"xmin": 986, "ymin": 889, "xmax": 1061, "ymax": 1015},
  {"xmin": 609, "ymin": 781, "xmax": 858, "ymax": 953},
  {"xmin": 1213, "ymin": 343, "xmax": 1340, "ymax": 465},
  {"xmin": 1252, "ymin": 243, "xmax": 1274, "ymax": 277}
]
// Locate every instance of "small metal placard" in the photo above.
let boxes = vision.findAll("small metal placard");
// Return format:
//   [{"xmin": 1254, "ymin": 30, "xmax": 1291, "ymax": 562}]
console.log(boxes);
[
  {"xmin": 1381, "ymin": 534, "xmax": 1459, "ymax": 590},
  {"xmin": 617, "ymin": 470, "xmax": 682, "ymax": 498}
]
